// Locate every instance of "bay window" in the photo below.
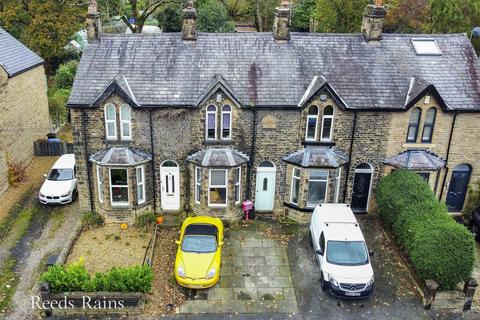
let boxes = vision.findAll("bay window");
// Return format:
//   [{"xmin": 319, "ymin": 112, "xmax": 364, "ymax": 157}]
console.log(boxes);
[
  {"xmin": 305, "ymin": 105, "xmax": 318, "ymax": 141},
  {"xmin": 195, "ymin": 166, "xmax": 201, "ymax": 203},
  {"xmin": 120, "ymin": 104, "xmax": 132, "ymax": 140},
  {"xmin": 221, "ymin": 105, "xmax": 232, "ymax": 139},
  {"xmin": 234, "ymin": 167, "xmax": 241, "ymax": 204},
  {"xmin": 105, "ymin": 104, "xmax": 117, "ymax": 140},
  {"xmin": 209, "ymin": 169, "xmax": 227, "ymax": 206},
  {"xmin": 136, "ymin": 166, "xmax": 145, "ymax": 204},
  {"xmin": 206, "ymin": 105, "xmax": 217, "ymax": 140},
  {"xmin": 290, "ymin": 168, "xmax": 301, "ymax": 204},
  {"xmin": 320, "ymin": 106, "xmax": 334, "ymax": 141},
  {"xmin": 406, "ymin": 107, "xmax": 421, "ymax": 143},
  {"xmin": 307, "ymin": 170, "xmax": 328, "ymax": 207},
  {"xmin": 421, "ymin": 107, "xmax": 436, "ymax": 143},
  {"xmin": 110, "ymin": 168, "xmax": 129, "ymax": 206}
]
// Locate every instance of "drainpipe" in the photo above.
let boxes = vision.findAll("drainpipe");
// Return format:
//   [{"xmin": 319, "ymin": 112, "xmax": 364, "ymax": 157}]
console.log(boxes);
[
  {"xmin": 246, "ymin": 108, "xmax": 258, "ymax": 199},
  {"xmin": 439, "ymin": 111, "xmax": 457, "ymax": 200},
  {"xmin": 82, "ymin": 108, "xmax": 95, "ymax": 213},
  {"xmin": 343, "ymin": 110, "xmax": 357, "ymax": 202},
  {"xmin": 149, "ymin": 109, "xmax": 157, "ymax": 212}
]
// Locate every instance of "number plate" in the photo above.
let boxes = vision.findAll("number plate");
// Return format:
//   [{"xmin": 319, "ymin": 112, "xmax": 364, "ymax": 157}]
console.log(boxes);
[{"xmin": 345, "ymin": 292, "xmax": 361, "ymax": 297}]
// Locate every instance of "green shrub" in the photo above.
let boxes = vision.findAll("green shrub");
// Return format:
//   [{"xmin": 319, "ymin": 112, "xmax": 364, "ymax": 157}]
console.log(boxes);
[
  {"xmin": 81, "ymin": 212, "xmax": 105, "ymax": 229},
  {"xmin": 463, "ymin": 180, "xmax": 480, "ymax": 220},
  {"xmin": 135, "ymin": 211, "xmax": 157, "ymax": 229},
  {"xmin": 376, "ymin": 170, "xmax": 476, "ymax": 289},
  {"xmin": 41, "ymin": 259, "xmax": 153, "ymax": 294}
]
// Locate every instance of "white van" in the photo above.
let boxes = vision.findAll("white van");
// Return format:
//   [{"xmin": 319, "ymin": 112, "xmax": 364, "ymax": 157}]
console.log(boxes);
[
  {"xmin": 310, "ymin": 203, "xmax": 374, "ymax": 298},
  {"xmin": 39, "ymin": 154, "xmax": 77, "ymax": 205}
]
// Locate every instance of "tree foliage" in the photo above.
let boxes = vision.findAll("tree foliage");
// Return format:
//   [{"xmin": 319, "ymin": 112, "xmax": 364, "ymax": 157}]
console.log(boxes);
[
  {"xmin": 313, "ymin": 0, "xmax": 369, "ymax": 33},
  {"xmin": 291, "ymin": 0, "xmax": 316, "ymax": 32},
  {"xmin": 122, "ymin": 0, "xmax": 178, "ymax": 33},
  {"xmin": 197, "ymin": 0, "xmax": 235, "ymax": 32},
  {"xmin": 53, "ymin": 60, "xmax": 79, "ymax": 90},
  {"xmin": 156, "ymin": 2, "xmax": 183, "ymax": 32},
  {"xmin": 0, "ymin": 0, "xmax": 85, "ymax": 61}
]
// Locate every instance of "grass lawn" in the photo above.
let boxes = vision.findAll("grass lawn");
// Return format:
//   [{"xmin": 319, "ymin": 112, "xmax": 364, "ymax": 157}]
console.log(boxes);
[
  {"xmin": 66, "ymin": 224, "xmax": 152, "ymax": 273},
  {"xmin": 0, "ymin": 258, "xmax": 18, "ymax": 313}
]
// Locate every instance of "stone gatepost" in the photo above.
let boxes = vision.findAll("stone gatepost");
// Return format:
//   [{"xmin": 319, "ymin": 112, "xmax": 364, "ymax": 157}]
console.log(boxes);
[
  {"xmin": 463, "ymin": 278, "xmax": 478, "ymax": 311},
  {"xmin": 39, "ymin": 282, "xmax": 52, "ymax": 317},
  {"xmin": 424, "ymin": 279, "xmax": 439, "ymax": 310}
]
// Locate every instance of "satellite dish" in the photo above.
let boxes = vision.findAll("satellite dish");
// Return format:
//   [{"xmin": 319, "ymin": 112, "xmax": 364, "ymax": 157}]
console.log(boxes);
[{"xmin": 471, "ymin": 27, "xmax": 480, "ymax": 39}]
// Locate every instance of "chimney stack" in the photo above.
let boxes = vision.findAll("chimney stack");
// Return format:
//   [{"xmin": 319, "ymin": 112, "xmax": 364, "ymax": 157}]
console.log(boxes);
[
  {"xmin": 182, "ymin": 0, "xmax": 197, "ymax": 41},
  {"xmin": 86, "ymin": 0, "xmax": 102, "ymax": 42},
  {"xmin": 273, "ymin": 0, "xmax": 290, "ymax": 43},
  {"xmin": 361, "ymin": 0, "xmax": 386, "ymax": 41}
]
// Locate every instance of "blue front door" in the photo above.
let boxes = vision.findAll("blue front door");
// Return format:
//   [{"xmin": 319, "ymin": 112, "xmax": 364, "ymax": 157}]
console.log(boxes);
[
  {"xmin": 255, "ymin": 171, "xmax": 275, "ymax": 211},
  {"xmin": 446, "ymin": 165, "xmax": 471, "ymax": 211}
]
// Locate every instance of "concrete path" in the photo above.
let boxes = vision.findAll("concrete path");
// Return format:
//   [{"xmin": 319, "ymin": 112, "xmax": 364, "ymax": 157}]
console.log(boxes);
[{"xmin": 179, "ymin": 229, "xmax": 298, "ymax": 314}]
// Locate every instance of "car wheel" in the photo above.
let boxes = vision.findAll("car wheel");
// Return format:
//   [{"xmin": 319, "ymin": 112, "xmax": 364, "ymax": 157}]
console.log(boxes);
[
  {"xmin": 72, "ymin": 189, "xmax": 78, "ymax": 202},
  {"xmin": 472, "ymin": 223, "xmax": 480, "ymax": 241},
  {"xmin": 320, "ymin": 273, "xmax": 327, "ymax": 291},
  {"xmin": 308, "ymin": 230, "xmax": 313, "ymax": 247}
]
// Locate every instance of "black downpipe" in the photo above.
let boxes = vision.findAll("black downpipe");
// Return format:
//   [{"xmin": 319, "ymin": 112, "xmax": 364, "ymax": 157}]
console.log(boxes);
[
  {"xmin": 247, "ymin": 109, "xmax": 258, "ymax": 199},
  {"xmin": 149, "ymin": 109, "xmax": 157, "ymax": 212},
  {"xmin": 439, "ymin": 112, "xmax": 457, "ymax": 200},
  {"xmin": 343, "ymin": 110, "xmax": 357, "ymax": 202},
  {"xmin": 82, "ymin": 108, "xmax": 95, "ymax": 213}
]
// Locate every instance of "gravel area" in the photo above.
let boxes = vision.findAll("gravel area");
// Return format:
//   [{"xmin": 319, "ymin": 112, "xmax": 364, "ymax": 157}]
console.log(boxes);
[
  {"xmin": 6, "ymin": 201, "xmax": 80, "ymax": 320},
  {"xmin": 66, "ymin": 224, "xmax": 151, "ymax": 273}
]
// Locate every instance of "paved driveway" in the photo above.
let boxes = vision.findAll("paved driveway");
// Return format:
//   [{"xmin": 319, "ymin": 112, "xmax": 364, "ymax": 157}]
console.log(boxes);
[
  {"xmin": 288, "ymin": 215, "xmax": 429, "ymax": 320},
  {"xmin": 179, "ymin": 225, "xmax": 298, "ymax": 314}
]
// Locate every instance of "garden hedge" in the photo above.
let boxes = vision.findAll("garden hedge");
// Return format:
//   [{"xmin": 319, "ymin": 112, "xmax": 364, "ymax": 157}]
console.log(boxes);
[
  {"xmin": 376, "ymin": 170, "xmax": 476, "ymax": 289},
  {"xmin": 41, "ymin": 259, "xmax": 153, "ymax": 293}
]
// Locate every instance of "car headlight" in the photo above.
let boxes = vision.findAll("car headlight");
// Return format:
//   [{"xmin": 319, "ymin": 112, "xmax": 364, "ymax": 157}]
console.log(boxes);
[
  {"xmin": 177, "ymin": 265, "xmax": 186, "ymax": 278},
  {"xmin": 327, "ymin": 274, "xmax": 339, "ymax": 287},
  {"xmin": 61, "ymin": 192, "xmax": 70, "ymax": 197},
  {"xmin": 39, "ymin": 192, "xmax": 45, "ymax": 197},
  {"xmin": 206, "ymin": 267, "xmax": 216, "ymax": 279},
  {"xmin": 366, "ymin": 276, "xmax": 374, "ymax": 287}
]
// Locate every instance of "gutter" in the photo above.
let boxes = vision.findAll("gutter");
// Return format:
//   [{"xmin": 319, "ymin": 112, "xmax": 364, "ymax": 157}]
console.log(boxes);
[
  {"xmin": 439, "ymin": 111, "xmax": 457, "ymax": 200},
  {"xmin": 82, "ymin": 108, "xmax": 95, "ymax": 213},
  {"xmin": 149, "ymin": 109, "xmax": 157, "ymax": 212},
  {"xmin": 246, "ymin": 108, "xmax": 258, "ymax": 199},
  {"xmin": 343, "ymin": 110, "xmax": 357, "ymax": 202}
]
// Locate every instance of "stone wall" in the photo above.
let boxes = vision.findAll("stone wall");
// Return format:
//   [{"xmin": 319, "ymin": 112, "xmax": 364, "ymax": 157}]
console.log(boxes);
[{"xmin": 0, "ymin": 65, "xmax": 50, "ymax": 196}]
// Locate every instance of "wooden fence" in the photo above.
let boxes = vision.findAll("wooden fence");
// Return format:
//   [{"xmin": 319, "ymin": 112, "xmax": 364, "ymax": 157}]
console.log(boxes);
[{"xmin": 34, "ymin": 141, "xmax": 74, "ymax": 156}]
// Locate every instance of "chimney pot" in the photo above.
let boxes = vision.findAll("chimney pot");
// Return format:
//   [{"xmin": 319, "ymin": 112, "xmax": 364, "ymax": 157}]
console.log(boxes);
[
  {"xmin": 182, "ymin": 0, "xmax": 197, "ymax": 41},
  {"xmin": 86, "ymin": 0, "xmax": 101, "ymax": 42},
  {"xmin": 361, "ymin": 0, "xmax": 386, "ymax": 41},
  {"xmin": 273, "ymin": 1, "xmax": 290, "ymax": 43}
]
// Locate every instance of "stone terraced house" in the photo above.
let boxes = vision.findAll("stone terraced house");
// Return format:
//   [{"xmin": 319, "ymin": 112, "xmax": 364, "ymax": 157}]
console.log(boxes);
[
  {"xmin": 68, "ymin": 0, "xmax": 480, "ymax": 223},
  {"xmin": 0, "ymin": 27, "xmax": 50, "ymax": 196}
]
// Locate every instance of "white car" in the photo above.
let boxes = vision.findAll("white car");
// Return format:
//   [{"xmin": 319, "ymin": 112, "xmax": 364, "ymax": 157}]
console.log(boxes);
[
  {"xmin": 39, "ymin": 154, "xmax": 78, "ymax": 205},
  {"xmin": 310, "ymin": 203, "xmax": 374, "ymax": 298}
]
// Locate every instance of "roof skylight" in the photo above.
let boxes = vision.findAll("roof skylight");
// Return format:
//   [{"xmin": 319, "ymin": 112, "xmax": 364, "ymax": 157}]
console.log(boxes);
[{"xmin": 411, "ymin": 38, "xmax": 441, "ymax": 56}]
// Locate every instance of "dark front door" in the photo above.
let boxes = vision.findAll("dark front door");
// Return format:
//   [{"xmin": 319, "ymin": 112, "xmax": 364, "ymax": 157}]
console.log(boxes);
[
  {"xmin": 446, "ymin": 165, "xmax": 471, "ymax": 211},
  {"xmin": 351, "ymin": 172, "xmax": 372, "ymax": 213}
]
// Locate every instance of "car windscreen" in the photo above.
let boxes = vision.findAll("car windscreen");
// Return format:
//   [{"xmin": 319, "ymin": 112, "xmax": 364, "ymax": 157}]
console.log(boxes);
[
  {"xmin": 182, "ymin": 235, "xmax": 217, "ymax": 253},
  {"xmin": 48, "ymin": 169, "xmax": 74, "ymax": 181},
  {"xmin": 326, "ymin": 240, "xmax": 368, "ymax": 266}
]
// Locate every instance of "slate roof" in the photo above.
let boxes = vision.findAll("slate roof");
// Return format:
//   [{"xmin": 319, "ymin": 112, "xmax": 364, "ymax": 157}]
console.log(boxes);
[
  {"xmin": 283, "ymin": 147, "xmax": 349, "ymax": 168},
  {"xmin": 384, "ymin": 150, "xmax": 446, "ymax": 171},
  {"xmin": 68, "ymin": 32, "xmax": 480, "ymax": 111},
  {"xmin": 0, "ymin": 27, "xmax": 44, "ymax": 77},
  {"xmin": 90, "ymin": 147, "xmax": 151, "ymax": 166},
  {"xmin": 187, "ymin": 148, "xmax": 249, "ymax": 167}
]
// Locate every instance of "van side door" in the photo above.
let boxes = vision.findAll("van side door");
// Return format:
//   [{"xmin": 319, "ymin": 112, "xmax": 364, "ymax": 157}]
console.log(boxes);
[{"xmin": 317, "ymin": 232, "xmax": 325, "ymax": 268}]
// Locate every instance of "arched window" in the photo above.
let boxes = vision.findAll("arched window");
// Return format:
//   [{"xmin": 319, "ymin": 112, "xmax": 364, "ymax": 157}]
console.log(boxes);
[
  {"xmin": 221, "ymin": 105, "xmax": 232, "ymax": 139},
  {"xmin": 305, "ymin": 105, "xmax": 318, "ymax": 141},
  {"xmin": 206, "ymin": 105, "xmax": 217, "ymax": 140},
  {"xmin": 120, "ymin": 104, "xmax": 132, "ymax": 140},
  {"xmin": 421, "ymin": 107, "xmax": 436, "ymax": 143},
  {"xmin": 320, "ymin": 106, "xmax": 334, "ymax": 141},
  {"xmin": 104, "ymin": 104, "xmax": 117, "ymax": 140},
  {"xmin": 406, "ymin": 107, "xmax": 422, "ymax": 143}
]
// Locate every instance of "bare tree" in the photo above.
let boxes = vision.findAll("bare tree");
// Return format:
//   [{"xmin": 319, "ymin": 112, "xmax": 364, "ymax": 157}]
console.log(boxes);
[{"xmin": 122, "ymin": 0, "xmax": 177, "ymax": 33}]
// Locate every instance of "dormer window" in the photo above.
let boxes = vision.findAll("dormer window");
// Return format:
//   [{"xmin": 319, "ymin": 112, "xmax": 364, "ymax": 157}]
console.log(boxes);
[
  {"xmin": 421, "ymin": 107, "xmax": 436, "ymax": 143},
  {"xmin": 221, "ymin": 105, "xmax": 232, "ymax": 139},
  {"xmin": 406, "ymin": 107, "xmax": 421, "ymax": 143},
  {"xmin": 206, "ymin": 105, "xmax": 217, "ymax": 140},
  {"xmin": 305, "ymin": 105, "xmax": 318, "ymax": 141},
  {"xmin": 105, "ymin": 104, "xmax": 117, "ymax": 140},
  {"xmin": 412, "ymin": 38, "xmax": 441, "ymax": 56},
  {"xmin": 120, "ymin": 104, "xmax": 132, "ymax": 140},
  {"xmin": 320, "ymin": 106, "xmax": 334, "ymax": 141}
]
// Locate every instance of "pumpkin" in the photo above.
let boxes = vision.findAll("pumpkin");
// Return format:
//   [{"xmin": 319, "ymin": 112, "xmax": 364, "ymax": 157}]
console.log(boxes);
[{"xmin": 156, "ymin": 216, "xmax": 164, "ymax": 225}]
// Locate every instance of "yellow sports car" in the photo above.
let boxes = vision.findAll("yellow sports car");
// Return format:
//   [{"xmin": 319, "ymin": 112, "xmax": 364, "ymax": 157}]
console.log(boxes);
[{"xmin": 174, "ymin": 216, "xmax": 224, "ymax": 288}]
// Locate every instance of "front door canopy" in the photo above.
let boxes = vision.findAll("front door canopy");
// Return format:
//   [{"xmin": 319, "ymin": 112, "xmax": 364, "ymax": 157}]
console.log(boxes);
[
  {"xmin": 283, "ymin": 147, "xmax": 348, "ymax": 168},
  {"xmin": 384, "ymin": 150, "xmax": 445, "ymax": 171}
]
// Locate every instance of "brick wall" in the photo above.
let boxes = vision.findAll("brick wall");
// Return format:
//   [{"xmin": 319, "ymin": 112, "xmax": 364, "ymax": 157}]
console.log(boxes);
[{"xmin": 0, "ymin": 65, "xmax": 50, "ymax": 196}]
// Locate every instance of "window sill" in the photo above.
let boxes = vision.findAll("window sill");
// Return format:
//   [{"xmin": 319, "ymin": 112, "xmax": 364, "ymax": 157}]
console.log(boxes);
[
  {"xmin": 301, "ymin": 141, "xmax": 336, "ymax": 147},
  {"xmin": 203, "ymin": 140, "xmax": 232, "ymax": 146},
  {"xmin": 111, "ymin": 204, "xmax": 131, "ymax": 209},
  {"xmin": 402, "ymin": 142, "xmax": 435, "ymax": 149},
  {"xmin": 208, "ymin": 204, "xmax": 228, "ymax": 208}
]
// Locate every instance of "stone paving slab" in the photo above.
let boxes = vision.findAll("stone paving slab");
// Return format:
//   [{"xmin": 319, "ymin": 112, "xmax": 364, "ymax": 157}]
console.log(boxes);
[{"xmin": 179, "ymin": 229, "xmax": 299, "ymax": 314}]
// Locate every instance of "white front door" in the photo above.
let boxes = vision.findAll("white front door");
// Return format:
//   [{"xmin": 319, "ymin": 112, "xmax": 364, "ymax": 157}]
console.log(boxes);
[
  {"xmin": 160, "ymin": 164, "xmax": 180, "ymax": 210},
  {"xmin": 254, "ymin": 161, "xmax": 276, "ymax": 211}
]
